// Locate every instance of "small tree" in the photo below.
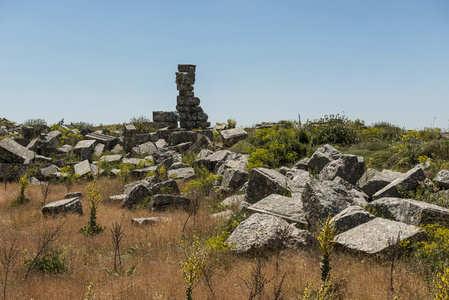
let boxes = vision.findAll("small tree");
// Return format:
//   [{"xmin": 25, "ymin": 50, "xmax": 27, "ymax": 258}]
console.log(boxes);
[
  {"xmin": 80, "ymin": 179, "xmax": 105, "ymax": 235},
  {"xmin": 111, "ymin": 220, "xmax": 124, "ymax": 273},
  {"xmin": 40, "ymin": 180, "xmax": 53, "ymax": 206},
  {"xmin": 180, "ymin": 235, "xmax": 206, "ymax": 300},
  {"xmin": 14, "ymin": 174, "xmax": 29, "ymax": 206}
]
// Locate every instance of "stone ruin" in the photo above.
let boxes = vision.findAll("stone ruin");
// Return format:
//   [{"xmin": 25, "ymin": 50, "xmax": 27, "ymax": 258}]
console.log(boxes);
[{"xmin": 153, "ymin": 64, "xmax": 210, "ymax": 130}]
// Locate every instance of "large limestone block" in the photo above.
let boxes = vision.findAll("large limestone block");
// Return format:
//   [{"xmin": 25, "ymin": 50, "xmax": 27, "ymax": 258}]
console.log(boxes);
[
  {"xmin": 42, "ymin": 197, "xmax": 83, "ymax": 216},
  {"xmin": 0, "ymin": 138, "xmax": 35, "ymax": 164},
  {"xmin": 372, "ymin": 166, "xmax": 426, "ymax": 200},
  {"xmin": 319, "ymin": 154, "xmax": 365, "ymax": 185},
  {"xmin": 247, "ymin": 194, "xmax": 308, "ymax": 229},
  {"xmin": 301, "ymin": 176, "xmax": 368, "ymax": 226},
  {"xmin": 245, "ymin": 168, "xmax": 290, "ymax": 204},
  {"xmin": 167, "ymin": 167, "xmax": 195, "ymax": 180},
  {"xmin": 335, "ymin": 218, "xmax": 423, "ymax": 254},
  {"xmin": 74, "ymin": 160, "xmax": 92, "ymax": 177},
  {"xmin": 220, "ymin": 127, "xmax": 248, "ymax": 147},
  {"xmin": 122, "ymin": 184, "xmax": 152, "ymax": 208},
  {"xmin": 360, "ymin": 169, "xmax": 403, "ymax": 198},
  {"xmin": 307, "ymin": 144, "xmax": 342, "ymax": 172},
  {"xmin": 149, "ymin": 194, "xmax": 190, "ymax": 211},
  {"xmin": 227, "ymin": 213, "xmax": 315, "ymax": 254},
  {"xmin": 367, "ymin": 197, "xmax": 449, "ymax": 226},
  {"xmin": 434, "ymin": 170, "xmax": 449, "ymax": 189},
  {"xmin": 221, "ymin": 168, "xmax": 249, "ymax": 190},
  {"xmin": 132, "ymin": 141, "xmax": 157, "ymax": 156},
  {"xmin": 331, "ymin": 205, "xmax": 375, "ymax": 233}
]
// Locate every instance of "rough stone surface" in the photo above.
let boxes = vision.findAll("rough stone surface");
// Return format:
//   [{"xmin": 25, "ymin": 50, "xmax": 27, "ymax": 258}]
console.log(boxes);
[
  {"xmin": 149, "ymin": 194, "xmax": 190, "ymax": 211},
  {"xmin": 319, "ymin": 154, "xmax": 365, "ymax": 185},
  {"xmin": 167, "ymin": 167, "xmax": 195, "ymax": 180},
  {"xmin": 211, "ymin": 209, "xmax": 234, "ymax": 221},
  {"xmin": 150, "ymin": 179, "xmax": 180, "ymax": 195},
  {"xmin": 247, "ymin": 194, "xmax": 308, "ymax": 229},
  {"xmin": 360, "ymin": 169, "xmax": 402, "ymax": 199},
  {"xmin": 367, "ymin": 197, "xmax": 449, "ymax": 226},
  {"xmin": 221, "ymin": 194, "xmax": 245, "ymax": 207},
  {"xmin": 100, "ymin": 154, "xmax": 123, "ymax": 163},
  {"xmin": 64, "ymin": 192, "xmax": 82, "ymax": 199},
  {"xmin": 0, "ymin": 138, "xmax": 35, "ymax": 164},
  {"xmin": 132, "ymin": 141, "xmax": 157, "ymax": 156},
  {"xmin": 40, "ymin": 164, "xmax": 59, "ymax": 177},
  {"xmin": 335, "ymin": 218, "xmax": 423, "ymax": 254},
  {"xmin": 435, "ymin": 170, "xmax": 449, "ymax": 189},
  {"xmin": 331, "ymin": 205, "xmax": 375, "ymax": 233},
  {"xmin": 308, "ymin": 144, "xmax": 342, "ymax": 172},
  {"xmin": 221, "ymin": 168, "xmax": 249, "ymax": 190},
  {"xmin": 123, "ymin": 124, "xmax": 137, "ymax": 153},
  {"xmin": 131, "ymin": 217, "xmax": 171, "ymax": 225},
  {"xmin": 301, "ymin": 175, "xmax": 368, "ymax": 226},
  {"xmin": 372, "ymin": 166, "xmax": 426, "ymax": 200},
  {"xmin": 73, "ymin": 140, "xmax": 97, "ymax": 160},
  {"xmin": 124, "ymin": 180, "xmax": 151, "ymax": 194},
  {"xmin": 220, "ymin": 127, "xmax": 248, "ymax": 147},
  {"xmin": 122, "ymin": 184, "xmax": 152, "ymax": 208},
  {"xmin": 85, "ymin": 132, "xmax": 118, "ymax": 150},
  {"xmin": 74, "ymin": 160, "xmax": 92, "ymax": 177},
  {"xmin": 246, "ymin": 168, "xmax": 290, "ymax": 204},
  {"xmin": 42, "ymin": 197, "xmax": 83, "ymax": 216},
  {"xmin": 226, "ymin": 213, "xmax": 290, "ymax": 254}
]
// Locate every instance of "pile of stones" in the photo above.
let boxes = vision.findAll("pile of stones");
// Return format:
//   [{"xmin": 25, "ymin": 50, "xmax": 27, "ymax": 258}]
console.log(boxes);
[{"xmin": 176, "ymin": 64, "xmax": 210, "ymax": 129}]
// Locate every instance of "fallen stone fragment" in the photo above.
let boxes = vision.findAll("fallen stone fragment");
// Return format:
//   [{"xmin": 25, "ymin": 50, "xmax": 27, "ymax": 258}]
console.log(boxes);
[
  {"xmin": 131, "ymin": 217, "xmax": 171, "ymax": 225},
  {"xmin": 247, "ymin": 194, "xmax": 308, "ymax": 229},
  {"xmin": 335, "ymin": 218, "xmax": 423, "ymax": 255},
  {"xmin": 42, "ymin": 197, "xmax": 83, "ymax": 216},
  {"xmin": 434, "ymin": 170, "xmax": 449, "ymax": 189},
  {"xmin": 308, "ymin": 144, "xmax": 342, "ymax": 172},
  {"xmin": 149, "ymin": 194, "xmax": 190, "ymax": 211},
  {"xmin": 122, "ymin": 184, "xmax": 152, "ymax": 208},
  {"xmin": 319, "ymin": 154, "xmax": 365, "ymax": 185},
  {"xmin": 372, "ymin": 166, "xmax": 426, "ymax": 200},
  {"xmin": 220, "ymin": 127, "xmax": 248, "ymax": 147},
  {"xmin": 245, "ymin": 168, "xmax": 290, "ymax": 204},
  {"xmin": 367, "ymin": 197, "xmax": 449, "ymax": 226},
  {"xmin": 331, "ymin": 205, "xmax": 375, "ymax": 233},
  {"xmin": 0, "ymin": 137, "xmax": 36, "ymax": 164}
]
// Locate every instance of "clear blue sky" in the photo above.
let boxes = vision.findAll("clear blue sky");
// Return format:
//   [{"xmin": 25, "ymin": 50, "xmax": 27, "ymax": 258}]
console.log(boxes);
[{"xmin": 1, "ymin": 0, "xmax": 448, "ymax": 129}]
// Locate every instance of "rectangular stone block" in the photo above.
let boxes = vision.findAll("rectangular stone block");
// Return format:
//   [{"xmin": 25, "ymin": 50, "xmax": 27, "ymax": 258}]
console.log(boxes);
[
  {"xmin": 175, "ymin": 72, "xmax": 195, "ymax": 85},
  {"xmin": 177, "ymin": 96, "xmax": 200, "ymax": 106},
  {"xmin": 176, "ymin": 84, "xmax": 194, "ymax": 91},
  {"xmin": 178, "ymin": 64, "xmax": 196, "ymax": 73},
  {"xmin": 153, "ymin": 121, "xmax": 178, "ymax": 129},
  {"xmin": 179, "ymin": 90, "xmax": 194, "ymax": 97},
  {"xmin": 176, "ymin": 105, "xmax": 203, "ymax": 113},
  {"xmin": 153, "ymin": 111, "xmax": 179, "ymax": 122}
]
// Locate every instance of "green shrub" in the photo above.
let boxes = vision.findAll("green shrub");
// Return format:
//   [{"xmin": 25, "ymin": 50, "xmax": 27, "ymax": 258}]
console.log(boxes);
[
  {"xmin": 80, "ymin": 179, "xmax": 105, "ymax": 236},
  {"xmin": 184, "ymin": 166, "xmax": 222, "ymax": 197},
  {"xmin": 25, "ymin": 246, "xmax": 68, "ymax": 274},
  {"xmin": 130, "ymin": 116, "xmax": 155, "ymax": 134},
  {"xmin": 307, "ymin": 114, "xmax": 360, "ymax": 146},
  {"xmin": 23, "ymin": 118, "xmax": 47, "ymax": 126}
]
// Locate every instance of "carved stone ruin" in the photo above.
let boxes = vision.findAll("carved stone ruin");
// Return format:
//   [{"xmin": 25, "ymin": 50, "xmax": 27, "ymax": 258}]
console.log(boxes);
[{"xmin": 152, "ymin": 64, "xmax": 210, "ymax": 130}]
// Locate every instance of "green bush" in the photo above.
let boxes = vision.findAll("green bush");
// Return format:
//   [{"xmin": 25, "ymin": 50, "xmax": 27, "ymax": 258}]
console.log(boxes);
[
  {"xmin": 25, "ymin": 246, "xmax": 68, "ymax": 274},
  {"xmin": 307, "ymin": 114, "xmax": 360, "ymax": 146},
  {"xmin": 130, "ymin": 116, "xmax": 156, "ymax": 134},
  {"xmin": 23, "ymin": 118, "xmax": 47, "ymax": 126}
]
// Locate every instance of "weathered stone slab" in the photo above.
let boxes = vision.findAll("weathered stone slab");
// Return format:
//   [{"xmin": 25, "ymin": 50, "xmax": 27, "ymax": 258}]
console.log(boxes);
[
  {"xmin": 301, "ymin": 175, "xmax": 368, "ymax": 226},
  {"xmin": 149, "ymin": 194, "xmax": 190, "ymax": 211},
  {"xmin": 150, "ymin": 179, "xmax": 180, "ymax": 195},
  {"xmin": 319, "ymin": 154, "xmax": 365, "ymax": 185},
  {"xmin": 40, "ymin": 164, "xmax": 59, "ymax": 177},
  {"xmin": 221, "ymin": 168, "xmax": 248, "ymax": 190},
  {"xmin": 247, "ymin": 194, "xmax": 308, "ymax": 229},
  {"xmin": 360, "ymin": 169, "xmax": 402, "ymax": 198},
  {"xmin": 308, "ymin": 144, "xmax": 342, "ymax": 172},
  {"xmin": 335, "ymin": 218, "xmax": 423, "ymax": 255},
  {"xmin": 100, "ymin": 154, "xmax": 123, "ymax": 163},
  {"xmin": 0, "ymin": 138, "xmax": 35, "ymax": 164},
  {"xmin": 122, "ymin": 184, "xmax": 152, "ymax": 208},
  {"xmin": 220, "ymin": 127, "xmax": 248, "ymax": 147},
  {"xmin": 74, "ymin": 140, "xmax": 97, "ymax": 160},
  {"xmin": 64, "ymin": 192, "xmax": 82, "ymax": 199},
  {"xmin": 74, "ymin": 160, "xmax": 92, "ymax": 177},
  {"xmin": 367, "ymin": 197, "xmax": 449, "ymax": 226},
  {"xmin": 131, "ymin": 217, "xmax": 171, "ymax": 225},
  {"xmin": 123, "ymin": 124, "xmax": 136, "ymax": 153},
  {"xmin": 187, "ymin": 135, "xmax": 213, "ymax": 153},
  {"xmin": 246, "ymin": 168, "xmax": 290, "ymax": 204},
  {"xmin": 109, "ymin": 194, "xmax": 127, "ymax": 202},
  {"xmin": 331, "ymin": 205, "xmax": 375, "ymax": 233},
  {"xmin": 227, "ymin": 213, "xmax": 314, "ymax": 254},
  {"xmin": 435, "ymin": 170, "xmax": 449, "ymax": 189},
  {"xmin": 221, "ymin": 194, "xmax": 245, "ymax": 207},
  {"xmin": 167, "ymin": 167, "xmax": 195, "ymax": 180},
  {"xmin": 124, "ymin": 180, "xmax": 151, "ymax": 194},
  {"xmin": 211, "ymin": 209, "xmax": 234, "ymax": 221},
  {"xmin": 153, "ymin": 111, "xmax": 179, "ymax": 122},
  {"xmin": 132, "ymin": 141, "xmax": 157, "ymax": 156},
  {"xmin": 372, "ymin": 166, "xmax": 426, "ymax": 200},
  {"xmin": 85, "ymin": 132, "xmax": 118, "ymax": 150},
  {"xmin": 58, "ymin": 144, "xmax": 73, "ymax": 154},
  {"xmin": 94, "ymin": 143, "xmax": 105, "ymax": 156},
  {"xmin": 42, "ymin": 197, "xmax": 83, "ymax": 216}
]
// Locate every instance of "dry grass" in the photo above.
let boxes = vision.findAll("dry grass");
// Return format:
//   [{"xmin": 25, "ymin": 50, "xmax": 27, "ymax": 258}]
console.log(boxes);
[{"xmin": 0, "ymin": 178, "xmax": 433, "ymax": 299}]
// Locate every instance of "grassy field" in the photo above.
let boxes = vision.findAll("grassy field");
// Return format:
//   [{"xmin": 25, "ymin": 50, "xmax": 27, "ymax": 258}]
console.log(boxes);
[{"xmin": 0, "ymin": 178, "xmax": 434, "ymax": 299}]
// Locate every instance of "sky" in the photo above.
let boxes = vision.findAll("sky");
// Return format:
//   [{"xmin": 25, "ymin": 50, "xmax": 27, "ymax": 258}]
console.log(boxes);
[{"xmin": 0, "ymin": 0, "xmax": 448, "ymax": 130}]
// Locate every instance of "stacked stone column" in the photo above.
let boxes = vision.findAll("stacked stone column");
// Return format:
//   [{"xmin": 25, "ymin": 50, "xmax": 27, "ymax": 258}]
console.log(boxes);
[{"xmin": 176, "ymin": 64, "xmax": 210, "ymax": 129}]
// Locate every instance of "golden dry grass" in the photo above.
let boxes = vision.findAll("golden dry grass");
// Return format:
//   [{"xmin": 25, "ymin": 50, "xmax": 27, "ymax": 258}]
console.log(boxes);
[{"xmin": 0, "ymin": 178, "xmax": 434, "ymax": 299}]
